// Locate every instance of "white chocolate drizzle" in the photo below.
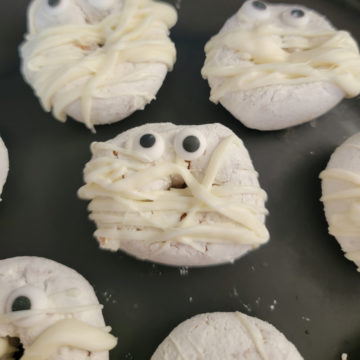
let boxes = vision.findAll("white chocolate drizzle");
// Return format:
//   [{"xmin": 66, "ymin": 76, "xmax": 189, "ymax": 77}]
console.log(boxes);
[
  {"xmin": 320, "ymin": 164, "xmax": 360, "ymax": 268},
  {"xmin": 0, "ymin": 304, "xmax": 103, "ymax": 325},
  {"xmin": 236, "ymin": 312, "xmax": 268, "ymax": 360},
  {"xmin": 20, "ymin": 0, "xmax": 177, "ymax": 130},
  {"xmin": 78, "ymin": 135, "xmax": 269, "ymax": 252},
  {"xmin": 21, "ymin": 318, "xmax": 117, "ymax": 360},
  {"xmin": 202, "ymin": 23, "xmax": 360, "ymax": 102}
]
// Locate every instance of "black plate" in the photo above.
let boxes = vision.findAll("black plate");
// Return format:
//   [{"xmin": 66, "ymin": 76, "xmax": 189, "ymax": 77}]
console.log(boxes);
[{"xmin": 1, "ymin": 0, "xmax": 360, "ymax": 359}]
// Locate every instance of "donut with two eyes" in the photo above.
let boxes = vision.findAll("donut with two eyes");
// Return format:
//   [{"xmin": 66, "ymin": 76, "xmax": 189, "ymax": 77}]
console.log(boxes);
[
  {"xmin": 202, "ymin": 0, "xmax": 360, "ymax": 131},
  {"xmin": 20, "ymin": 0, "xmax": 177, "ymax": 130},
  {"xmin": 320, "ymin": 133, "xmax": 360, "ymax": 271},
  {"xmin": 0, "ymin": 257, "xmax": 117, "ymax": 360},
  {"xmin": 78, "ymin": 123, "xmax": 269, "ymax": 267},
  {"xmin": 151, "ymin": 312, "xmax": 304, "ymax": 360}
]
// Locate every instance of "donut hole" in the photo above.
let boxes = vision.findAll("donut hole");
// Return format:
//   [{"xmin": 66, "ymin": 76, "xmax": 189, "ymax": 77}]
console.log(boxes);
[{"xmin": 169, "ymin": 174, "xmax": 187, "ymax": 189}]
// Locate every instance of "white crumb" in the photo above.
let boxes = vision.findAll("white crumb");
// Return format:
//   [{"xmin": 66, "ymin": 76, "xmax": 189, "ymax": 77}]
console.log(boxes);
[
  {"xmin": 179, "ymin": 267, "xmax": 189, "ymax": 276},
  {"xmin": 270, "ymin": 300, "xmax": 277, "ymax": 311}
]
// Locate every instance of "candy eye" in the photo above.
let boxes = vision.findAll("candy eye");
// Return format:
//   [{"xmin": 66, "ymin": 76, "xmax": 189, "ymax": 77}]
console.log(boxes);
[
  {"xmin": 44, "ymin": 0, "xmax": 70, "ymax": 14},
  {"xmin": 5, "ymin": 286, "xmax": 48, "ymax": 327},
  {"xmin": 133, "ymin": 132, "xmax": 165, "ymax": 162},
  {"xmin": 174, "ymin": 129, "xmax": 206, "ymax": 161},
  {"xmin": 239, "ymin": 1, "xmax": 270, "ymax": 20},
  {"xmin": 282, "ymin": 8, "xmax": 309, "ymax": 27},
  {"xmin": 88, "ymin": 0, "xmax": 116, "ymax": 10}
]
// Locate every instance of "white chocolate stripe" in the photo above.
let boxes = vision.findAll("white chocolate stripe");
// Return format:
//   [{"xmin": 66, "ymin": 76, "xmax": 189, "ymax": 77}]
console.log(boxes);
[
  {"xmin": 236, "ymin": 312, "xmax": 268, "ymax": 360},
  {"xmin": 321, "ymin": 166, "xmax": 360, "ymax": 268},
  {"xmin": 21, "ymin": 319, "xmax": 117, "ymax": 360},
  {"xmin": 0, "ymin": 304, "xmax": 102, "ymax": 324},
  {"xmin": 95, "ymin": 225, "xmax": 267, "ymax": 246},
  {"xmin": 320, "ymin": 169, "xmax": 360, "ymax": 185}
]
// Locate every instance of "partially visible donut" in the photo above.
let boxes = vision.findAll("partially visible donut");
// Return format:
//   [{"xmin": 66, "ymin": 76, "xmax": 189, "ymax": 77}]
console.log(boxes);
[
  {"xmin": 202, "ymin": 0, "xmax": 360, "ymax": 131},
  {"xmin": 20, "ymin": 0, "xmax": 177, "ymax": 130},
  {"xmin": 320, "ymin": 133, "xmax": 360, "ymax": 271},
  {"xmin": 0, "ymin": 136, "xmax": 9, "ymax": 198},
  {"xmin": 78, "ymin": 123, "xmax": 269, "ymax": 267},
  {"xmin": 0, "ymin": 256, "xmax": 117, "ymax": 360},
  {"xmin": 151, "ymin": 312, "xmax": 304, "ymax": 360}
]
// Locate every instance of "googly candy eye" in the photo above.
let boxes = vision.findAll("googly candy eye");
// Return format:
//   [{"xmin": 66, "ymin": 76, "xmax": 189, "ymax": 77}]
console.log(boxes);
[
  {"xmin": 5, "ymin": 285, "xmax": 48, "ymax": 327},
  {"xmin": 282, "ymin": 8, "xmax": 309, "ymax": 27},
  {"xmin": 88, "ymin": 0, "xmax": 116, "ymax": 10},
  {"xmin": 238, "ymin": 1, "xmax": 270, "ymax": 20},
  {"xmin": 133, "ymin": 132, "xmax": 165, "ymax": 162},
  {"xmin": 174, "ymin": 129, "xmax": 206, "ymax": 161},
  {"xmin": 44, "ymin": 0, "xmax": 70, "ymax": 15}
]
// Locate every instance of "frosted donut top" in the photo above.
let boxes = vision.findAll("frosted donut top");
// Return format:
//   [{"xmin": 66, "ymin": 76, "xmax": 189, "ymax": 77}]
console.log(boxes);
[
  {"xmin": 20, "ymin": 0, "xmax": 177, "ymax": 130},
  {"xmin": 78, "ymin": 124, "xmax": 270, "ymax": 254},
  {"xmin": 202, "ymin": 0, "xmax": 360, "ymax": 102}
]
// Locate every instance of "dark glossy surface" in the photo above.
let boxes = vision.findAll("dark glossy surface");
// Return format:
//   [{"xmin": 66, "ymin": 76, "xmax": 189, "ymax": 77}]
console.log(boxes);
[{"xmin": 0, "ymin": 0, "xmax": 360, "ymax": 359}]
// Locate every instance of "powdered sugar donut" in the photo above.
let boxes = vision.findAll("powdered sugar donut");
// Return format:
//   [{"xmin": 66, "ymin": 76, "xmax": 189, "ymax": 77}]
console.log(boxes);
[
  {"xmin": 20, "ymin": 0, "xmax": 177, "ymax": 130},
  {"xmin": 320, "ymin": 133, "xmax": 360, "ymax": 271},
  {"xmin": 202, "ymin": 1, "xmax": 360, "ymax": 131},
  {"xmin": 0, "ymin": 257, "xmax": 117, "ymax": 360},
  {"xmin": 151, "ymin": 312, "xmax": 304, "ymax": 360},
  {"xmin": 78, "ymin": 123, "xmax": 269, "ymax": 267},
  {"xmin": 0, "ymin": 136, "xmax": 9, "ymax": 198}
]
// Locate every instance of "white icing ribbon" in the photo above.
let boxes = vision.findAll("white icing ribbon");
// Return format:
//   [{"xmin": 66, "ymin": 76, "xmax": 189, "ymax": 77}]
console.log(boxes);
[
  {"xmin": 20, "ymin": 0, "xmax": 177, "ymax": 130},
  {"xmin": 202, "ymin": 23, "xmax": 360, "ymax": 102},
  {"xmin": 320, "ymin": 167, "xmax": 360, "ymax": 267},
  {"xmin": 0, "ymin": 304, "xmax": 103, "ymax": 325},
  {"xmin": 236, "ymin": 312, "xmax": 268, "ymax": 360},
  {"xmin": 78, "ymin": 135, "xmax": 269, "ymax": 252},
  {"xmin": 21, "ymin": 319, "xmax": 117, "ymax": 360}
]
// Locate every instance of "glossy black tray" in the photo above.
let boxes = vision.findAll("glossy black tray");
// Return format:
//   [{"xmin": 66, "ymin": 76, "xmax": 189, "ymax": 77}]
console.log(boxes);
[{"xmin": 0, "ymin": 0, "xmax": 360, "ymax": 359}]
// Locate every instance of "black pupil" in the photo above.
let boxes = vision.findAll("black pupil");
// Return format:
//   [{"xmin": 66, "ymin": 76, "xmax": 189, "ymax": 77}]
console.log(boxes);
[
  {"xmin": 48, "ymin": 0, "xmax": 61, "ymax": 7},
  {"xmin": 140, "ymin": 134, "xmax": 156, "ymax": 148},
  {"xmin": 11, "ymin": 296, "xmax": 31, "ymax": 312},
  {"xmin": 183, "ymin": 136, "xmax": 200, "ymax": 153},
  {"xmin": 291, "ymin": 9, "xmax": 305, "ymax": 17},
  {"xmin": 252, "ymin": 1, "xmax": 267, "ymax": 10}
]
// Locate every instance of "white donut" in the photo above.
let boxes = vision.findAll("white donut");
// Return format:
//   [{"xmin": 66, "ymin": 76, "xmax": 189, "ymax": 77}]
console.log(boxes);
[
  {"xmin": 0, "ymin": 136, "xmax": 9, "ymax": 198},
  {"xmin": 151, "ymin": 312, "xmax": 304, "ymax": 360},
  {"xmin": 78, "ymin": 123, "xmax": 269, "ymax": 267},
  {"xmin": 202, "ymin": 1, "xmax": 360, "ymax": 131},
  {"xmin": 20, "ymin": 0, "xmax": 177, "ymax": 130},
  {"xmin": 320, "ymin": 133, "xmax": 360, "ymax": 271},
  {"xmin": 0, "ymin": 257, "xmax": 117, "ymax": 360}
]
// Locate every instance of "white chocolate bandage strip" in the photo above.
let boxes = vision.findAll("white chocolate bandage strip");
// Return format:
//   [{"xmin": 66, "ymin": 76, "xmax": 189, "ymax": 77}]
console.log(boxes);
[
  {"xmin": 202, "ymin": 25, "xmax": 360, "ymax": 103},
  {"xmin": 21, "ymin": 0, "xmax": 177, "ymax": 130},
  {"xmin": 79, "ymin": 135, "xmax": 269, "ymax": 251},
  {"xmin": 21, "ymin": 319, "xmax": 117, "ymax": 360},
  {"xmin": 320, "ymin": 151, "xmax": 360, "ymax": 266}
]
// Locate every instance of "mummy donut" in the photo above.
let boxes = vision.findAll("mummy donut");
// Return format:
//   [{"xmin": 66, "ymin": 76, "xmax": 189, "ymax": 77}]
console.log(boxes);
[
  {"xmin": 20, "ymin": 0, "xmax": 177, "ymax": 130},
  {"xmin": 320, "ymin": 133, "xmax": 360, "ymax": 271},
  {"xmin": 0, "ymin": 136, "xmax": 9, "ymax": 198},
  {"xmin": 0, "ymin": 257, "xmax": 117, "ymax": 360},
  {"xmin": 201, "ymin": 1, "xmax": 360, "ymax": 131},
  {"xmin": 78, "ymin": 123, "xmax": 269, "ymax": 267},
  {"xmin": 151, "ymin": 312, "xmax": 304, "ymax": 360}
]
